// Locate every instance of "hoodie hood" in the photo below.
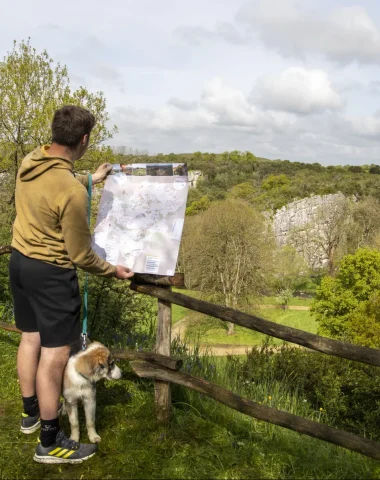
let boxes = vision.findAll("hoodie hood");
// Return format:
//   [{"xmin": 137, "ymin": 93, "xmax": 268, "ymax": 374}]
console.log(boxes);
[{"xmin": 19, "ymin": 145, "xmax": 74, "ymax": 181}]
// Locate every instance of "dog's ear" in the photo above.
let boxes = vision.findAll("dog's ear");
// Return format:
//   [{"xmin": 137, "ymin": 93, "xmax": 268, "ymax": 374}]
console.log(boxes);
[
  {"xmin": 94, "ymin": 349, "xmax": 111, "ymax": 372},
  {"xmin": 76, "ymin": 355, "xmax": 93, "ymax": 379}
]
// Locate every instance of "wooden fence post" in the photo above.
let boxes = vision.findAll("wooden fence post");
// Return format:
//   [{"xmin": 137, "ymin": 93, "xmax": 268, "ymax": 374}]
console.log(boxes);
[{"xmin": 154, "ymin": 287, "xmax": 172, "ymax": 423}]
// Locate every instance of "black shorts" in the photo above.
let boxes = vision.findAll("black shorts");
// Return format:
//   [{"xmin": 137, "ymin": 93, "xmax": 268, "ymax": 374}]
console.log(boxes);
[{"xmin": 9, "ymin": 249, "xmax": 81, "ymax": 348}]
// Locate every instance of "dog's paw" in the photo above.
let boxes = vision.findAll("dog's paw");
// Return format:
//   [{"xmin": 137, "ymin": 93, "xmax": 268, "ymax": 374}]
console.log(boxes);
[{"xmin": 89, "ymin": 433, "xmax": 101, "ymax": 443}]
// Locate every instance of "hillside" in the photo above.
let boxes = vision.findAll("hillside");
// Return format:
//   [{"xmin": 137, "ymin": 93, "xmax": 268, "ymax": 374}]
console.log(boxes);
[{"xmin": 110, "ymin": 151, "xmax": 380, "ymax": 213}]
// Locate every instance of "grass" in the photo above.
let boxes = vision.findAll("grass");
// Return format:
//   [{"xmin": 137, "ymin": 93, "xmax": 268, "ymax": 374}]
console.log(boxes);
[
  {"xmin": 0, "ymin": 330, "xmax": 378, "ymax": 479},
  {"xmin": 185, "ymin": 309, "xmax": 317, "ymax": 346},
  {"xmin": 171, "ymin": 289, "xmax": 200, "ymax": 324},
  {"xmin": 259, "ymin": 296, "xmax": 313, "ymax": 307}
]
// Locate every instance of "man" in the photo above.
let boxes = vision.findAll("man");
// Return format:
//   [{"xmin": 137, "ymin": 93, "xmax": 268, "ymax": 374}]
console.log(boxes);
[{"xmin": 9, "ymin": 105, "xmax": 134, "ymax": 464}]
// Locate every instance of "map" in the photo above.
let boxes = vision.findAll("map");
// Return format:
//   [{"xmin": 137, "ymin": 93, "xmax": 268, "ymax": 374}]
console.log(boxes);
[{"xmin": 92, "ymin": 163, "xmax": 189, "ymax": 275}]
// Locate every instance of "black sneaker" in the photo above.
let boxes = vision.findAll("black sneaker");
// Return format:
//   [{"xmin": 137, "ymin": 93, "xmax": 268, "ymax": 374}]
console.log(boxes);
[
  {"xmin": 34, "ymin": 430, "xmax": 97, "ymax": 464},
  {"xmin": 20, "ymin": 402, "xmax": 63, "ymax": 435}
]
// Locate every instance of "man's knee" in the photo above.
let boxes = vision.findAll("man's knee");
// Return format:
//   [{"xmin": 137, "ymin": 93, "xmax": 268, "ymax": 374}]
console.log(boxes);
[
  {"xmin": 20, "ymin": 331, "xmax": 41, "ymax": 347},
  {"xmin": 40, "ymin": 346, "xmax": 70, "ymax": 369}
]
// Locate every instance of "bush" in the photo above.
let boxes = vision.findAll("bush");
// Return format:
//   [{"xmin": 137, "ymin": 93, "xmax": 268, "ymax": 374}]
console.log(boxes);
[
  {"xmin": 312, "ymin": 248, "xmax": 380, "ymax": 342},
  {"xmin": 238, "ymin": 343, "xmax": 380, "ymax": 439}
]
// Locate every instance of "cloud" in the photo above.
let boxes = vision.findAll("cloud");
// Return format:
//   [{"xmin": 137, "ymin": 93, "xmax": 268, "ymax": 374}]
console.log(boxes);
[
  {"xmin": 167, "ymin": 98, "xmax": 198, "ymax": 111},
  {"xmin": 369, "ymin": 81, "xmax": 380, "ymax": 95},
  {"xmin": 110, "ymin": 76, "xmax": 380, "ymax": 165},
  {"xmin": 252, "ymin": 67, "xmax": 343, "ymax": 114},
  {"xmin": 174, "ymin": 21, "xmax": 247, "ymax": 46},
  {"xmin": 237, "ymin": 1, "xmax": 380, "ymax": 65}
]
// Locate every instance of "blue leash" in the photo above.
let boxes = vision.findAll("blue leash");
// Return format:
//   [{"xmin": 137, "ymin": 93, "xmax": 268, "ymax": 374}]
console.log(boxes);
[{"xmin": 81, "ymin": 174, "xmax": 92, "ymax": 351}]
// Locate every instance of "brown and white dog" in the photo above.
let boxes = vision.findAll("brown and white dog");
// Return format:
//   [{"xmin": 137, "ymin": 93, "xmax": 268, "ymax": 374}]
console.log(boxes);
[{"xmin": 63, "ymin": 341, "xmax": 122, "ymax": 443}]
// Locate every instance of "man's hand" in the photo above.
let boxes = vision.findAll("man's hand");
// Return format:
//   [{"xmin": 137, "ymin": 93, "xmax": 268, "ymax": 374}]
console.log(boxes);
[
  {"xmin": 115, "ymin": 265, "xmax": 134, "ymax": 279},
  {"xmin": 92, "ymin": 163, "xmax": 112, "ymax": 185}
]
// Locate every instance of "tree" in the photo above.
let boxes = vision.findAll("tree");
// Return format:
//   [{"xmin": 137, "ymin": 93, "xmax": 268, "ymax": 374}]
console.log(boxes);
[
  {"xmin": 180, "ymin": 199, "xmax": 274, "ymax": 334},
  {"xmin": 0, "ymin": 39, "xmax": 117, "ymax": 242},
  {"xmin": 312, "ymin": 248, "xmax": 380, "ymax": 343},
  {"xmin": 348, "ymin": 196, "xmax": 380, "ymax": 250},
  {"xmin": 271, "ymin": 245, "xmax": 309, "ymax": 299}
]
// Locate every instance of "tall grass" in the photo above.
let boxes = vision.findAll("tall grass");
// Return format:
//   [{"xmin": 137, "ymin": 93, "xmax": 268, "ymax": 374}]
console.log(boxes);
[{"xmin": 170, "ymin": 337, "xmax": 377, "ymax": 479}]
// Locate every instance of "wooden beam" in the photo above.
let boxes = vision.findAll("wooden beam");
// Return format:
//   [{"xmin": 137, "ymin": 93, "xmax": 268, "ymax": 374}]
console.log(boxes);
[
  {"xmin": 0, "ymin": 322, "xmax": 20, "ymax": 334},
  {"xmin": 0, "ymin": 323, "xmax": 182, "ymax": 371},
  {"xmin": 130, "ymin": 285, "xmax": 380, "ymax": 368},
  {"xmin": 131, "ymin": 360, "xmax": 380, "ymax": 461},
  {"xmin": 112, "ymin": 349, "xmax": 182, "ymax": 371},
  {"xmin": 0, "ymin": 245, "xmax": 12, "ymax": 256},
  {"xmin": 154, "ymin": 289, "xmax": 173, "ymax": 423},
  {"xmin": 131, "ymin": 273, "xmax": 185, "ymax": 287}
]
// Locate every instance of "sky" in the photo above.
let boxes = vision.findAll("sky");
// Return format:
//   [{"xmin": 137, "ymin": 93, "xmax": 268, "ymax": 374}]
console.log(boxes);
[{"xmin": 1, "ymin": 0, "xmax": 380, "ymax": 165}]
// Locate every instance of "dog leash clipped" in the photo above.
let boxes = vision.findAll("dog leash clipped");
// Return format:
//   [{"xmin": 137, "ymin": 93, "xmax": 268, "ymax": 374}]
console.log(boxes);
[{"xmin": 81, "ymin": 173, "xmax": 93, "ymax": 351}]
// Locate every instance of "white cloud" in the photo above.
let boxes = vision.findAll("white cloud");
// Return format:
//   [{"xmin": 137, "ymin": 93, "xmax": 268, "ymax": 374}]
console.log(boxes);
[
  {"xmin": 175, "ymin": 22, "xmax": 247, "ymax": 46},
  {"xmin": 252, "ymin": 67, "xmax": 343, "ymax": 114},
  {"xmin": 111, "ymin": 76, "xmax": 380, "ymax": 164},
  {"xmin": 237, "ymin": 1, "xmax": 380, "ymax": 65}
]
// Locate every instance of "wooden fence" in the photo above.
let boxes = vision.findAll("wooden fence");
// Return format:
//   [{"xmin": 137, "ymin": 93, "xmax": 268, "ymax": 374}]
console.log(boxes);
[{"xmin": 1, "ymin": 247, "xmax": 380, "ymax": 461}]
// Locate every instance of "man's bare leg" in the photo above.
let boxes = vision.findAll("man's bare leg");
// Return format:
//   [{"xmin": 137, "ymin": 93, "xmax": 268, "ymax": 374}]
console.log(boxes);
[
  {"xmin": 17, "ymin": 332, "xmax": 41, "ymax": 397},
  {"xmin": 36, "ymin": 346, "xmax": 70, "ymax": 420}
]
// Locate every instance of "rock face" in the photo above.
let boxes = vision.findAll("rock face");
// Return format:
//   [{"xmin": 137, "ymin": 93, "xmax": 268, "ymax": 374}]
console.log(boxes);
[
  {"xmin": 272, "ymin": 192, "xmax": 347, "ymax": 268},
  {"xmin": 273, "ymin": 193, "xmax": 345, "ymax": 247}
]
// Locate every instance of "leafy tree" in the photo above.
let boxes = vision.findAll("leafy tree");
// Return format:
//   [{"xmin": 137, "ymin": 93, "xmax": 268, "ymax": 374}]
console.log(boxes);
[
  {"xmin": 180, "ymin": 199, "xmax": 274, "ymax": 334},
  {"xmin": 186, "ymin": 196, "xmax": 210, "ymax": 215},
  {"xmin": 228, "ymin": 182, "xmax": 256, "ymax": 201},
  {"xmin": 312, "ymin": 248, "xmax": 380, "ymax": 342},
  {"xmin": 271, "ymin": 245, "xmax": 309, "ymax": 294},
  {"xmin": 0, "ymin": 38, "xmax": 117, "ymax": 242}
]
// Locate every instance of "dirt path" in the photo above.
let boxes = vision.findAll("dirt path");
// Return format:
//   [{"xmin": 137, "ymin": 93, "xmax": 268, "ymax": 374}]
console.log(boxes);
[
  {"xmin": 259, "ymin": 305, "xmax": 310, "ymax": 311},
  {"xmin": 171, "ymin": 307, "xmax": 308, "ymax": 356}
]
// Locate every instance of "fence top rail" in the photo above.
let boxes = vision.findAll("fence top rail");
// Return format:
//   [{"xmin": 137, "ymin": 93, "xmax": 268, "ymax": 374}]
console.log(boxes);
[{"xmin": 130, "ymin": 283, "xmax": 380, "ymax": 368}]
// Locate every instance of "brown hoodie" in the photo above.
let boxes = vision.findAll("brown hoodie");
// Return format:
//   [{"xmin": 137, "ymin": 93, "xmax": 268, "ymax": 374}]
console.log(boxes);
[{"xmin": 11, "ymin": 145, "xmax": 116, "ymax": 277}]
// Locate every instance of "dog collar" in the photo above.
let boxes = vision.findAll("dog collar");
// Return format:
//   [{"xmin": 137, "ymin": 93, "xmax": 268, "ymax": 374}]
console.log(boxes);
[{"xmin": 78, "ymin": 371, "xmax": 96, "ymax": 386}]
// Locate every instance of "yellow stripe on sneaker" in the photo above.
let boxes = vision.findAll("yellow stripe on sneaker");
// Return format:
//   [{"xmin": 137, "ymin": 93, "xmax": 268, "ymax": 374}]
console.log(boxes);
[
  {"xmin": 62, "ymin": 450, "xmax": 75, "ymax": 459},
  {"xmin": 55, "ymin": 449, "xmax": 69, "ymax": 457},
  {"xmin": 48, "ymin": 448, "xmax": 62, "ymax": 456}
]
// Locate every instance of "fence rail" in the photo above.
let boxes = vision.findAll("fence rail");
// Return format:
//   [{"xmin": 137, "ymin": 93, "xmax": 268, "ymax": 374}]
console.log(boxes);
[{"xmin": 130, "ymin": 283, "xmax": 380, "ymax": 368}]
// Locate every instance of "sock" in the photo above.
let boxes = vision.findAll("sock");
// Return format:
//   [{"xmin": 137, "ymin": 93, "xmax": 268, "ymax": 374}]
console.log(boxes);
[
  {"xmin": 40, "ymin": 418, "xmax": 60, "ymax": 447},
  {"xmin": 22, "ymin": 395, "xmax": 39, "ymax": 417}
]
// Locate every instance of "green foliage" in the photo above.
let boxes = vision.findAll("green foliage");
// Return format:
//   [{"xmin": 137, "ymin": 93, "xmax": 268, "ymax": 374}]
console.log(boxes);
[
  {"xmin": 126, "ymin": 151, "xmax": 380, "ymax": 216},
  {"xmin": 270, "ymin": 245, "xmax": 310, "ymax": 293},
  {"xmin": 80, "ymin": 272, "xmax": 156, "ymax": 349},
  {"xmin": 239, "ymin": 343, "xmax": 380, "ymax": 440},
  {"xmin": 0, "ymin": 39, "xmax": 117, "ymax": 239},
  {"xmin": 185, "ymin": 195, "xmax": 210, "ymax": 216},
  {"xmin": 312, "ymin": 248, "xmax": 380, "ymax": 343}
]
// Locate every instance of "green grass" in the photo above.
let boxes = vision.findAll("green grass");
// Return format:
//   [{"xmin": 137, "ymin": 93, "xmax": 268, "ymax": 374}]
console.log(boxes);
[
  {"xmin": 171, "ymin": 289, "xmax": 200, "ymax": 324},
  {"xmin": 259, "ymin": 296, "xmax": 313, "ymax": 306},
  {"xmin": 185, "ymin": 309, "xmax": 317, "ymax": 346},
  {"xmin": 1, "ymin": 330, "xmax": 378, "ymax": 479}
]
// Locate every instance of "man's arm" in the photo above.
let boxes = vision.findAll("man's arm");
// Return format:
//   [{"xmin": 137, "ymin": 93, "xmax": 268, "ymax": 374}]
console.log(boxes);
[{"xmin": 58, "ymin": 186, "xmax": 116, "ymax": 277}]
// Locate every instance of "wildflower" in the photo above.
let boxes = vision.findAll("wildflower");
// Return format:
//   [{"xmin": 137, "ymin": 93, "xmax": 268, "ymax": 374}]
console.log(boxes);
[
  {"xmin": 319, "ymin": 407, "xmax": 323, "ymax": 412},
  {"xmin": 268, "ymin": 396, "xmax": 272, "ymax": 400}
]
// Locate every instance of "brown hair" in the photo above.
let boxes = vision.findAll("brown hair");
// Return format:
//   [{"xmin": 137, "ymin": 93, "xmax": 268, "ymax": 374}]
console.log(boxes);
[{"xmin": 51, "ymin": 105, "xmax": 96, "ymax": 147}]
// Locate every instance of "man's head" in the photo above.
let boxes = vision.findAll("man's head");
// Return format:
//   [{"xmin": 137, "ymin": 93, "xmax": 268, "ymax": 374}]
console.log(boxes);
[{"xmin": 51, "ymin": 105, "xmax": 96, "ymax": 160}]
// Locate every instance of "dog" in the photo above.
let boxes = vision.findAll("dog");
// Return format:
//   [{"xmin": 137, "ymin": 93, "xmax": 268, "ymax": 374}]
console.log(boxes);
[{"xmin": 63, "ymin": 341, "xmax": 122, "ymax": 443}]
